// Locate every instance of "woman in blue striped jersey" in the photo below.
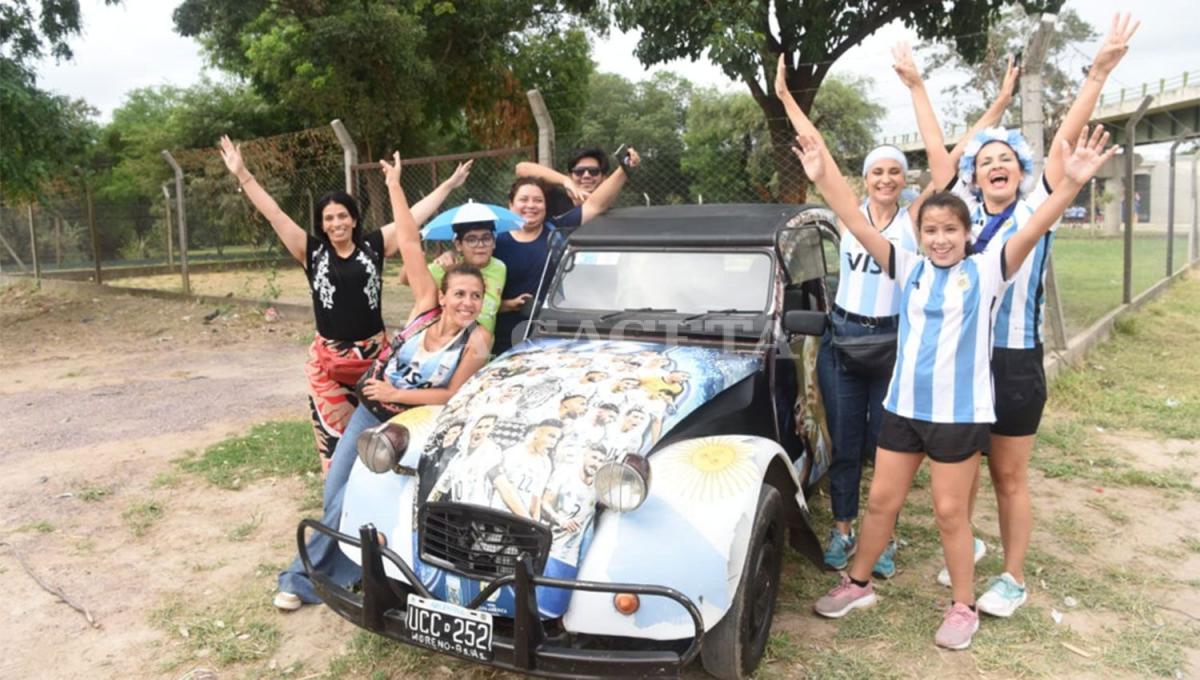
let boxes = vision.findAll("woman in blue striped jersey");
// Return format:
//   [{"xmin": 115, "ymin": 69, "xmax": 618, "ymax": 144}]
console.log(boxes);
[
  {"xmin": 797, "ymin": 125, "xmax": 1116, "ymax": 650},
  {"xmin": 775, "ymin": 46, "xmax": 1015, "ymax": 576},
  {"xmin": 939, "ymin": 14, "xmax": 1139, "ymax": 616}
]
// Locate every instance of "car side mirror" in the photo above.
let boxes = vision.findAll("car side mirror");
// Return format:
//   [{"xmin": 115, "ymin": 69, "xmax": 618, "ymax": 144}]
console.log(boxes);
[{"xmin": 783, "ymin": 310, "xmax": 827, "ymax": 336}]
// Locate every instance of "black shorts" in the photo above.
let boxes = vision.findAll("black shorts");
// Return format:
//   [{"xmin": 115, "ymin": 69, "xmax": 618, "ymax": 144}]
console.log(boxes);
[
  {"xmin": 878, "ymin": 411, "xmax": 990, "ymax": 463},
  {"xmin": 991, "ymin": 345, "xmax": 1047, "ymax": 437}
]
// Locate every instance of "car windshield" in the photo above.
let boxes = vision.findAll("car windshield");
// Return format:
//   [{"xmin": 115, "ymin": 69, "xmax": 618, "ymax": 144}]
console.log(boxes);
[{"xmin": 548, "ymin": 249, "xmax": 773, "ymax": 314}]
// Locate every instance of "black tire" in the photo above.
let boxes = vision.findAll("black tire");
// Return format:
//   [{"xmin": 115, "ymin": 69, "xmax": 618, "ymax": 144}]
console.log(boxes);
[{"xmin": 700, "ymin": 485, "xmax": 785, "ymax": 680}]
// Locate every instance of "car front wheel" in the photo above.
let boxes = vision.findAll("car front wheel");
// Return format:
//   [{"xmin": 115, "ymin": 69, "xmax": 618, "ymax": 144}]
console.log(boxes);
[{"xmin": 700, "ymin": 484, "xmax": 785, "ymax": 679}]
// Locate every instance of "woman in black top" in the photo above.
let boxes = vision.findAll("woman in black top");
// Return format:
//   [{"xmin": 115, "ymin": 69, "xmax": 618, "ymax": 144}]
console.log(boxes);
[{"xmin": 219, "ymin": 135, "xmax": 471, "ymax": 472}]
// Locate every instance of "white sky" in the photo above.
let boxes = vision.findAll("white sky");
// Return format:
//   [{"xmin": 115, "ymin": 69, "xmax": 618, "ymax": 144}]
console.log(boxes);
[{"xmin": 33, "ymin": 0, "xmax": 1198, "ymax": 148}]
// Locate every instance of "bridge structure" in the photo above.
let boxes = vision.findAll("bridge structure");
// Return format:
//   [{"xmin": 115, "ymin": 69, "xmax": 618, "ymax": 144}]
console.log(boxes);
[{"xmin": 879, "ymin": 70, "xmax": 1200, "ymax": 152}]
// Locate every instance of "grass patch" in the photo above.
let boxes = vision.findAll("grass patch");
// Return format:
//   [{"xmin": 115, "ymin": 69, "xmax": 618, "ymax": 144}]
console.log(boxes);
[
  {"xmin": 179, "ymin": 420, "xmax": 316, "ymax": 489},
  {"xmin": 122, "ymin": 498, "xmax": 165, "ymax": 537},
  {"xmin": 1184, "ymin": 536, "xmax": 1200, "ymax": 554},
  {"xmin": 151, "ymin": 472, "xmax": 183, "ymax": 489},
  {"xmin": 1043, "ymin": 512, "xmax": 1097, "ymax": 553},
  {"xmin": 1085, "ymin": 497, "xmax": 1130, "ymax": 525},
  {"xmin": 17, "ymin": 521, "xmax": 54, "ymax": 533},
  {"xmin": 1102, "ymin": 622, "xmax": 1193, "ymax": 678},
  {"xmin": 1049, "ymin": 275, "xmax": 1200, "ymax": 439},
  {"xmin": 75, "ymin": 483, "xmax": 111, "ymax": 502},
  {"xmin": 151, "ymin": 587, "xmax": 281, "ymax": 670},
  {"xmin": 324, "ymin": 630, "xmax": 436, "ymax": 679},
  {"xmin": 227, "ymin": 514, "xmax": 263, "ymax": 542}
]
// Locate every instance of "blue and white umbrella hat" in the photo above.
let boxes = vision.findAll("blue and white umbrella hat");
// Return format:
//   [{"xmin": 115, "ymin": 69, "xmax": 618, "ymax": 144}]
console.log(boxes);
[{"xmin": 421, "ymin": 201, "xmax": 524, "ymax": 241}]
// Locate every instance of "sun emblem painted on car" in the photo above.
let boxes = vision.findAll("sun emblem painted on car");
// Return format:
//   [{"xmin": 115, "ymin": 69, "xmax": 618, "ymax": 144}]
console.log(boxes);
[
  {"xmin": 391, "ymin": 404, "xmax": 443, "ymax": 441},
  {"xmin": 655, "ymin": 436, "xmax": 760, "ymax": 501}
]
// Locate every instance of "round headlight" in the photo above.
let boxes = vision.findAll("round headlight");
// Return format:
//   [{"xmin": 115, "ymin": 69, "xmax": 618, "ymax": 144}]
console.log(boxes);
[
  {"xmin": 356, "ymin": 422, "xmax": 409, "ymax": 473},
  {"xmin": 593, "ymin": 454, "xmax": 651, "ymax": 512}
]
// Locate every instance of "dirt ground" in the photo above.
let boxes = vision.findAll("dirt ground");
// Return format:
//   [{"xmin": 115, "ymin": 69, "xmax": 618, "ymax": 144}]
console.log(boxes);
[{"xmin": 1, "ymin": 281, "xmax": 1197, "ymax": 679}]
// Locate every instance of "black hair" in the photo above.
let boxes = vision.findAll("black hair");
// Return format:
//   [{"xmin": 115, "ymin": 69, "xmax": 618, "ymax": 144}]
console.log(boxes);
[
  {"xmin": 534, "ymin": 418, "xmax": 565, "ymax": 431},
  {"xmin": 566, "ymin": 146, "xmax": 610, "ymax": 175},
  {"xmin": 916, "ymin": 191, "xmax": 974, "ymax": 256},
  {"xmin": 452, "ymin": 221, "xmax": 496, "ymax": 240},
  {"xmin": 508, "ymin": 176, "xmax": 548, "ymax": 203},
  {"xmin": 313, "ymin": 191, "xmax": 363, "ymax": 246},
  {"xmin": 440, "ymin": 263, "xmax": 485, "ymax": 294}
]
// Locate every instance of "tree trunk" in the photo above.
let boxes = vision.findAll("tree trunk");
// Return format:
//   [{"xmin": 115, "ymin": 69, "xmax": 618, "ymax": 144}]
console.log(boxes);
[{"xmin": 751, "ymin": 73, "xmax": 818, "ymax": 205}]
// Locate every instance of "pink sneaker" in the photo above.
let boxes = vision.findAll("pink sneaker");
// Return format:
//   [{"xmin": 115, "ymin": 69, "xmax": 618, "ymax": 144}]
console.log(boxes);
[
  {"xmin": 935, "ymin": 602, "xmax": 980, "ymax": 650},
  {"xmin": 814, "ymin": 576, "xmax": 876, "ymax": 618}
]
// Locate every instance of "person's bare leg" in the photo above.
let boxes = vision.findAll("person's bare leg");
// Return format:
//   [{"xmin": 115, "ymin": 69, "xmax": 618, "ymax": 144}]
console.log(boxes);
[
  {"xmin": 988, "ymin": 434, "xmax": 1034, "ymax": 583},
  {"xmin": 930, "ymin": 453, "xmax": 982, "ymax": 606},
  {"xmin": 847, "ymin": 448, "xmax": 923, "ymax": 583},
  {"xmin": 966, "ymin": 463, "xmax": 981, "ymax": 520}
]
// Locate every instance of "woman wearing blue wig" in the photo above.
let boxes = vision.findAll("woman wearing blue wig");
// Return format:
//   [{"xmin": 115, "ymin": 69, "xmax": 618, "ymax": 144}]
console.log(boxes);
[
  {"xmin": 775, "ymin": 44, "xmax": 1016, "ymax": 577},
  {"xmin": 938, "ymin": 13, "xmax": 1139, "ymax": 616}
]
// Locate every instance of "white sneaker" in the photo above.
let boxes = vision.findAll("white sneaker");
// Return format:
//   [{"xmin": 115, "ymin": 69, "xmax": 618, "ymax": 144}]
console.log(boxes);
[
  {"xmin": 977, "ymin": 572, "xmax": 1028, "ymax": 617},
  {"xmin": 273, "ymin": 591, "xmax": 302, "ymax": 611},
  {"xmin": 937, "ymin": 537, "xmax": 986, "ymax": 587}
]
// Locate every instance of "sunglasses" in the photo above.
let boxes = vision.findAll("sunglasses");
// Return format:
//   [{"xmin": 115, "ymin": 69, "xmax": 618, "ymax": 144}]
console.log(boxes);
[
  {"xmin": 571, "ymin": 166, "xmax": 603, "ymax": 177},
  {"xmin": 461, "ymin": 234, "xmax": 495, "ymax": 247}
]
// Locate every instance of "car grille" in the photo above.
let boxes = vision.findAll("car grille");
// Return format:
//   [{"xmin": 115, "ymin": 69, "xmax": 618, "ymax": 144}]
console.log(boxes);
[{"xmin": 418, "ymin": 502, "xmax": 553, "ymax": 580}]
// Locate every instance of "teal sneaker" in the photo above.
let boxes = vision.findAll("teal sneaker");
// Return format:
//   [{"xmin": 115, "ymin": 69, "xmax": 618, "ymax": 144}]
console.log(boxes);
[
  {"xmin": 872, "ymin": 539, "xmax": 897, "ymax": 579},
  {"xmin": 824, "ymin": 530, "xmax": 857, "ymax": 570},
  {"xmin": 937, "ymin": 537, "xmax": 986, "ymax": 587},
  {"xmin": 977, "ymin": 572, "xmax": 1028, "ymax": 617}
]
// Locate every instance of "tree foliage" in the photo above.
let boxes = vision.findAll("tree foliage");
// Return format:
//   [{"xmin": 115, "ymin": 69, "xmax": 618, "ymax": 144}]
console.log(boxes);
[
  {"xmin": 921, "ymin": 5, "xmax": 1096, "ymax": 144},
  {"xmin": 606, "ymin": 0, "xmax": 1065, "ymax": 201},
  {"xmin": 173, "ymin": 0, "xmax": 601, "ymax": 158},
  {"xmin": 0, "ymin": 0, "xmax": 121, "ymax": 64}
]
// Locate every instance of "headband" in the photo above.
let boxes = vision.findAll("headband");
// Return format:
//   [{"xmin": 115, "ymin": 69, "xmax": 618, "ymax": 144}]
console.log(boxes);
[{"xmin": 862, "ymin": 145, "xmax": 909, "ymax": 176}]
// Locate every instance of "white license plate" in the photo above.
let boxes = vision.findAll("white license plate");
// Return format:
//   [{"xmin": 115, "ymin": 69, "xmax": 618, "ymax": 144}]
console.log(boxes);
[{"xmin": 405, "ymin": 594, "xmax": 494, "ymax": 661}]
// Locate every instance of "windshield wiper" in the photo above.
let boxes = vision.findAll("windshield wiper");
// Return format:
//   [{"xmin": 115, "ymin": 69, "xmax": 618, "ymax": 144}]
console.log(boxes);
[
  {"xmin": 599, "ymin": 307, "xmax": 676, "ymax": 322},
  {"xmin": 681, "ymin": 308, "xmax": 761, "ymax": 324}
]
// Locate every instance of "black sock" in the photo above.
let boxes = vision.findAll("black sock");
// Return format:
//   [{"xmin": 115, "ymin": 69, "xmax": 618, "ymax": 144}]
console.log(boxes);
[
  {"xmin": 849, "ymin": 576, "xmax": 869, "ymax": 588},
  {"xmin": 953, "ymin": 601, "xmax": 977, "ymax": 612}
]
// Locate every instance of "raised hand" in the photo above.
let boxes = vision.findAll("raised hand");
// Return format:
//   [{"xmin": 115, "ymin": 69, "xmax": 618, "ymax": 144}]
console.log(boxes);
[
  {"xmin": 1092, "ymin": 13, "xmax": 1140, "ymax": 76},
  {"xmin": 791, "ymin": 134, "xmax": 826, "ymax": 184},
  {"xmin": 563, "ymin": 178, "xmax": 590, "ymax": 204},
  {"xmin": 1062, "ymin": 125, "xmax": 1117, "ymax": 186},
  {"xmin": 998, "ymin": 54, "xmax": 1019, "ymax": 101},
  {"xmin": 219, "ymin": 135, "xmax": 247, "ymax": 179},
  {"xmin": 379, "ymin": 151, "xmax": 403, "ymax": 187},
  {"xmin": 625, "ymin": 147, "xmax": 642, "ymax": 169},
  {"xmin": 774, "ymin": 53, "xmax": 791, "ymax": 100},
  {"xmin": 446, "ymin": 159, "xmax": 474, "ymax": 190},
  {"xmin": 891, "ymin": 42, "xmax": 922, "ymax": 88}
]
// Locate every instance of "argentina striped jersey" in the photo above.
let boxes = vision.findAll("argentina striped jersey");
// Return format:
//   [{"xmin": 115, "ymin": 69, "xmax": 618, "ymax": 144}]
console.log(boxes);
[
  {"xmin": 883, "ymin": 245, "xmax": 1008, "ymax": 423},
  {"xmin": 950, "ymin": 175, "xmax": 1053, "ymax": 349},
  {"xmin": 834, "ymin": 204, "xmax": 919, "ymax": 317}
]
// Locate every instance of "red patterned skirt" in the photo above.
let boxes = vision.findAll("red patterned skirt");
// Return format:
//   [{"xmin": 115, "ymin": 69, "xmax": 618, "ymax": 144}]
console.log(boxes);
[{"xmin": 305, "ymin": 331, "xmax": 387, "ymax": 464}]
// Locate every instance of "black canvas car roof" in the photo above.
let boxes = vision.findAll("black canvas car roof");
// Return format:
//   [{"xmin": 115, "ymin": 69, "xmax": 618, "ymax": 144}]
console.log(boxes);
[{"xmin": 567, "ymin": 204, "xmax": 821, "ymax": 247}]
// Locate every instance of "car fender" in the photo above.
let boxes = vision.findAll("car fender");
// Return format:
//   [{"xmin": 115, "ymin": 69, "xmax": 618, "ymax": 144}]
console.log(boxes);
[
  {"xmin": 561, "ymin": 434, "xmax": 807, "ymax": 640},
  {"xmin": 337, "ymin": 405, "xmax": 444, "ymax": 583}
]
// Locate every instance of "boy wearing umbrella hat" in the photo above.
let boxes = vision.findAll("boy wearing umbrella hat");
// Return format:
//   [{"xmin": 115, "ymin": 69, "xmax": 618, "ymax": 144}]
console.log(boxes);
[{"xmin": 427, "ymin": 203, "xmax": 507, "ymax": 338}]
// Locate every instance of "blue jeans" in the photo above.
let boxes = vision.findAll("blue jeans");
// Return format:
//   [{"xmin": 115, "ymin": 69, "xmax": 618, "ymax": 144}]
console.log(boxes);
[
  {"xmin": 279, "ymin": 404, "xmax": 381, "ymax": 603},
  {"xmin": 827, "ymin": 313, "xmax": 893, "ymax": 522}
]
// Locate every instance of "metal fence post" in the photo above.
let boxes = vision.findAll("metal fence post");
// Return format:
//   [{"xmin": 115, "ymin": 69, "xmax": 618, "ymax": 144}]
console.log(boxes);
[
  {"xmin": 161, "ymin": 150, "xmax": 190, "ymax": 294},
  {"xmin": 331, "ymin": 119, "xmax": 358, "ymax": 197},
  {"xmin": 527, "ymin": 89, "xmax": 556, "ymax": 167},
  {"xmin": 1123, "ymin": 96, "xmax": 1153, "ymax": 304},
  {"xmin": 77, "ymin": 168, "xmax": 103, "ymax": 284},
  {"xmin": 27, "ymin": 204, "xmax": 40, "ymax": 280},
  {"xmin": 161, "ymin": 183, "xmax": 174, "ymax": 268},
  {"xmin": 1192, "ymin": 151, "xmax": 1199, "ymax": 262},
  {"xmin": 1168, "ymin": 137, "xmax": 1182, "ymax": 276}
]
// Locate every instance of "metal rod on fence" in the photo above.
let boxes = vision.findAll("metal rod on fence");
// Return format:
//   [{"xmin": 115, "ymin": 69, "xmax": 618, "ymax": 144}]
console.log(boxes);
[
  {"xmin": 26, "ymin": 204, "xmax": 40, "ymax": 280},
  {"xmin": 1192, "ymin": 150, "xmax": 1199, "ymax": 262},
  {"xmin": 1168, "ymin": 136, "xmax": 1183, "ymax": 276},
  {"xmin": 1123, "ymin": 96, "xmax": 1153, "ymax": 304},
  {"xmin": 77, "ymin": 168, "xmax": 102, "ymax": 284},
  {"xmin": 331, "ymin": 119, "xmax": 358, "ymax": 197},
  {"xmin": 54, "ymin": 216, "xmax": 62, "ymax": 267},
  {"xmin": 161, "ymin": 183, "xmax": 174, "ymax": 268},
  {"xmin": 0, "ymin": 230, "xmax": 27, "ymax": 270},
  {"xmin": 161, "ymin": 150, "xmax": 190, "ymax": 295},
  {"xmin": 527, "ymin": 89, "xmax": 555, "ymax": 167}
]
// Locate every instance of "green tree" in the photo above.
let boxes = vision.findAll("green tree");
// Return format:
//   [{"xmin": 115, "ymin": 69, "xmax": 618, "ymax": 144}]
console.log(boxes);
[
  {"xmin": 922, "ymin": 5, "xmax": 1097, "ymax": 145},
  {"xmin": 607, "ymin": 0, "xmax": 1064, "ymax": 201},
  {"xmin": 681, "ymin": 75, "xmax": 884, "ymax": 204},
  {"xmin": 174, "ymin": 0, "xmax": 601, "ymax": 158},
  {"xmin": 0, "ymin": 0, "xmax": 121, "ymax": 64}
]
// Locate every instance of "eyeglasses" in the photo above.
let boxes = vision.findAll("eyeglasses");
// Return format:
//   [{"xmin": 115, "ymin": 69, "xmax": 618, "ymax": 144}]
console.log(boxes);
[
  {"xmin": 571, "ymin": 166, "xmax": 603, "ymax": 177},
  {"xmin": 461, "ymin": 234, "xmax": 495, "ymax": 247}
]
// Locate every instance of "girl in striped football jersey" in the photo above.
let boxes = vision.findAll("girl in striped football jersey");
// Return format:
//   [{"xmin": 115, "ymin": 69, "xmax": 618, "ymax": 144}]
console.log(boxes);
[
  {"xmin": 941, "ymin": 14, "xmax": 1138, "ymax": 617},
  {"xmin": 774, "ymin": 46, "xmax": 1015, "ymax": 576},
  {"xmin": 797, "ymin": 125, "xmax": 1115, "ymax": 650}
]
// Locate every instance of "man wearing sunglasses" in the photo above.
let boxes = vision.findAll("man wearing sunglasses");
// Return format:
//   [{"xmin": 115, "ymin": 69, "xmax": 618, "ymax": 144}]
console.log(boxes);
[{"xmin": 516, "ymin": 146, "xmax": 611, "ymax": 219}]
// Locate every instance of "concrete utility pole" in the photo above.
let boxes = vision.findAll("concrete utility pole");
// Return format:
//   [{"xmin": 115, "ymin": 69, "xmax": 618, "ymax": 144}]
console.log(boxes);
[
  {"xmin": 1021, "ymin": 14, "xmax": 1068, "ymax": 349},
  {"xmin": 1123, "ymin": 96, "xmax": 1153, "ymax": 304},
  {"xmin": 331, "ymin": 119, "xmax": 358, "ymax": 197},
  {"xmin": 1168, "ymin": 136, "xmax": 1183, "ymax": 276},
  {"xmin": 161, "ymin": 150, "xmax": 190, "ymax": 294},
  {"xmin": 527, "ymin": 89, "xmax": 556, "ymax": 167},
  {"xmin": 162, "ymin": 183, "xmax": 174, "ymax": 268}
]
